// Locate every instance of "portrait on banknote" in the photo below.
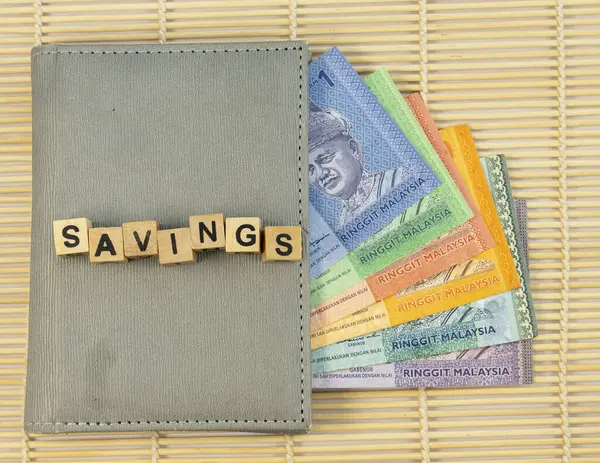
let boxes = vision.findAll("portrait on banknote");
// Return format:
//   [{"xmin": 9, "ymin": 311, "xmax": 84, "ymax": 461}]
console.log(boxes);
[
  {"xmin": 308, "ymin": 102, "xmax": 408, "ymax": 230},
  {"xmin": 306, "ymin": 48, "xmax": 439, "ymax": 279}
]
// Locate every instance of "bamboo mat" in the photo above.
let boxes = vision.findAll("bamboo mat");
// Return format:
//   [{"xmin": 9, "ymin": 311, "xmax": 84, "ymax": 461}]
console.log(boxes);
[{"xmin": 1, "ymin": 0, "xmax": 599, "ymax": 461}]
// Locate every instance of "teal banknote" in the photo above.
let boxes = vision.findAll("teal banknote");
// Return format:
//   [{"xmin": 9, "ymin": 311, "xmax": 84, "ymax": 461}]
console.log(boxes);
[
  {"xmin": 313, "ymin": 198, "xmax": 532, "ymax": 388},
  {"xmin": 312, "ymin": 154, "xmax": 537, "ymax": 374}
]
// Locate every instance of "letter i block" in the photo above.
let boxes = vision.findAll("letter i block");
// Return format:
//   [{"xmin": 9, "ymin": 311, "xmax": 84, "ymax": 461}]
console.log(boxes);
[
  {"xmin": 53, "ymin": 218, "xmax": 93, "ymax": 256},
  {"xmin": 122, "ymin": 220, "xmax": 159, "ymax": 258},
  {"xmin": 262, "ymin": 226, "xmax": 302, "ymax": 262},
  {"xmin": 189, "ymin": 213, "xmax": 225, "ymax": 251},
  {"xmin": 225, "ymin": 218, "xmax": 261, "ymax": 253},
  {"xmin": 89, "ymin": 227, "xmax": 128, "ymax": 263},
  {"xmin": 157, "ymin": 228, "xmax": 197, "ymax": 265}
]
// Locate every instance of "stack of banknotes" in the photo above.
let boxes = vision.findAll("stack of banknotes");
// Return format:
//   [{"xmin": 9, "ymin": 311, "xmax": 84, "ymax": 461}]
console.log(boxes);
[{"xmin": 308, "ymin": 48, "xmax": 538, "ymax": 389}]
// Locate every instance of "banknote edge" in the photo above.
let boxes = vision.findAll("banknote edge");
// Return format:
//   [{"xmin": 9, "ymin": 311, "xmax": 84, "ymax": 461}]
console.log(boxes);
[
  {"xmin": 485, "ymin": 155, "xmax": 538, "ymax": 340},
  {"xmin": 515, "ymin": 197, "xmax": 534, "ymax": 385}
]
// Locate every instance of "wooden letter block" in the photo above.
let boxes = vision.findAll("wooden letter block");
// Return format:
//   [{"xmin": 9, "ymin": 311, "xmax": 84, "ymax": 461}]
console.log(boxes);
[
  {"xmin": 53, "ymin": 218, "xmax": 92, "ymax": 256},
  {"xmin": 262, "ymin": 226, "xmax": 302, "ymax": 261},
  {"xmin": 122, "ymin": 220, "xmax": 159, "ymax": 258},
  {"xmin": 89, "ymin": 227, "xmax": 127, "ymax": 263},
  {"xmin": 157, "ymin": 228, "xmax": 197, "ymax": 265},
  {"xmin": 225, "ymin": 217, "xmax": 261, "ymax": 253},
  {"xmin": 189, "ymin": 213, "xmax": 225, "ymax": 251}
]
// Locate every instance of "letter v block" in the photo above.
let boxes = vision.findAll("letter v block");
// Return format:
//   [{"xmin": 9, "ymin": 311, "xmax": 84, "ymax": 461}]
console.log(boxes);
[
  {"xmin": 89, "ymin": 227, "xmax": 128, "ymax": 263},
  {"xmin": 190, "ymin": 214, "xmax": 225, "ymax": 251},
  {"xmin": 122, "ymin": 220, "xmax": 159, "ymax": 258},
  {"xmin": 53, "ymin": 218, "xmax": 93, "ymax": 256}
]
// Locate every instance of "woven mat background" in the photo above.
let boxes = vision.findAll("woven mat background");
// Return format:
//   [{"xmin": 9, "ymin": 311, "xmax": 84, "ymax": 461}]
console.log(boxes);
[{"xmin": 1, "ymin": 0, "xmax": 599, "ymax": 461}]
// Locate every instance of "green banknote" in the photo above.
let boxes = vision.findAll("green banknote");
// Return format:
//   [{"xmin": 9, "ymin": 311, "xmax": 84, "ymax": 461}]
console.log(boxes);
[
  {"xmin": 311, "ymin": 154, "xmax": 537, "ymax": 374},
  {"xmin": 309, "ymin": 70, "xmax": 473, "ymax": 308},
  {"xmin": 312, "ymin": 197, "xmax": 533, "ymax": 389}
]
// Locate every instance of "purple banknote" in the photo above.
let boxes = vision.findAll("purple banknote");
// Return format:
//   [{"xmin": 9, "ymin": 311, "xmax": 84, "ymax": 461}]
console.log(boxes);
[{"xmin": 313, "ymin": 198, "xmax": 532, "ymax": 389}]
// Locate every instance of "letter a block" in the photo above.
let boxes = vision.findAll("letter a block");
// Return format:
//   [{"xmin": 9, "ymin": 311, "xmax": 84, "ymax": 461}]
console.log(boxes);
[
  {"xmin": 53, "ymin": 218, "xmax": 93, "ymax": 256},
  {"xmin": 89, "ymin": 227, "xmax": 128, "ymax": 263},
  {"xmin": 189, "ymin": 213, "xmax": 225, "ymax": 251},
  {"xmin": 157, "ymin": 228, "xmax": 197, "ymax": 265},
  {"xmin": 225, "ymin": 217, "xmax": 261, "ymax": 253},
  {"xmin": 262, "ymin": 226, "xmax": 302, "ymax": 261},
  {"xmin": 122, "ymin": 220, "xmax": 159, "ymax": 258}
]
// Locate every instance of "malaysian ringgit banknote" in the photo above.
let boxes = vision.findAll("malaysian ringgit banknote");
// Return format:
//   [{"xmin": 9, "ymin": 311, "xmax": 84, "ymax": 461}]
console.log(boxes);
[
  {"xmin": 310, "ymin": 71, "xmax": 494, "ymax": 331},
  {"xmin": 311, "ymin": 154, "xmax": 537, "ymax": 373},
  {"xmin": 313, "ymin": 198, "xmax": 532, "ymax": 388},
  {"xmin": 310, "ymin": 125, "xmax": 520, "ymax": 350},
  {"xmin": 309, "ymin": 65, "xmax": 474, "ymax": 308},
  {"xmin": 309, "ymin": 48, "xmax": 460, "ymax": 281}
]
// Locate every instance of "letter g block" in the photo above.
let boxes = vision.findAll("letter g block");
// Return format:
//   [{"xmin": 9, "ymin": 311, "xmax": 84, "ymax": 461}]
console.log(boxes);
[{"xmin": 225, "ymin": 217, "xmax": 261, "ymax": 253}]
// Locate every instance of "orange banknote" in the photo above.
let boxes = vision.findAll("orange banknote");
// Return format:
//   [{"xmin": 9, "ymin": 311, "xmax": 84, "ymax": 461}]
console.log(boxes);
[
  {"xmin": 310, "ymin": 124, "xmax": 521, "ymax": 350},
  {"xmin": 310, "ymin": 90, "xmax": 495, "ymax": 332}
]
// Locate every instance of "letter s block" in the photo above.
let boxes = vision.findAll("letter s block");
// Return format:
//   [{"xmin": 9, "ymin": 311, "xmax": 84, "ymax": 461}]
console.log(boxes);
[
  {"xmin": 157, "ymin": 228, "xmax": 197, "ymax": 265},
  {"xmin": 225, "ymin": 217, "xmax": 261, "ymax": 253},
  {"xmin": 122, "ymin": 220, "xmax": 159, "ymax": 258},
  {"xmin": 262, "ymin": 226, "xmax": 302, "ymax": 262},
  {"xmin": 53, "ymin": 218, "xmax": 92, "ymax": 256},
  {"xmin": 89, "ymin": 227, "xmax": 128, "ymax": 263}
]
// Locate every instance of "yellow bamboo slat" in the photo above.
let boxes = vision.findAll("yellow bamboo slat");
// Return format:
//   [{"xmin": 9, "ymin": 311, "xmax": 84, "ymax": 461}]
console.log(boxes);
[{"xmin": 0, "ymin": 1, "xmax": 598, "ymax": 462}]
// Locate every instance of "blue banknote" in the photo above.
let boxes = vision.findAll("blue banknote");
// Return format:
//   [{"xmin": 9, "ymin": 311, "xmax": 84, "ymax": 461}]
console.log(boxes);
[
  {"xmin": 308, "ymin": 48, "xmax": 440, "ymax": 278},
  {"xmin": 311, "ymin": 155, "xmax": 537, "ymax": 374}
]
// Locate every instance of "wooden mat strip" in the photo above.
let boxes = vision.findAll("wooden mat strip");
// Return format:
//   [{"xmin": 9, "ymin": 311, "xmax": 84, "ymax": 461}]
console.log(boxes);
[{"xmin": 0, "ymin": 0, "xmax": 599, "ymax": 461}]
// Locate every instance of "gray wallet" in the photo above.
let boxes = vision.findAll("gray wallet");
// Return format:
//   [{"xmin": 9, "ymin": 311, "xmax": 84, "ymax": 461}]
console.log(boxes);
[{"xmin": 25, "ymin": 42, "xmax": 311, "ymax": 434}]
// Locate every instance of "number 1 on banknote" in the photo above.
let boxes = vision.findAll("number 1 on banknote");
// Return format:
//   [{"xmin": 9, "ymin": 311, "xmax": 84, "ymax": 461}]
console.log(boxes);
[{"xmin": 308, "ymin": 48, "xmax": 440, "ymax": 278}]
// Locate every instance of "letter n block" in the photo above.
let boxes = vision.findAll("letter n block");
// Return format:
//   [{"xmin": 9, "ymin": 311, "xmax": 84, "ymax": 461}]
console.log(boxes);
[
  {"xmin": 189, "ymin": 213, "xmax": 225, "ymax": 251},
  {"xmin": 53, "ymin": 218, "xmax": 92, "ymax": 256},
  {"xmin": 89, "ymin": 227, "xmax": 127, "ymax": 263},
  {"xmin": 225, "ymin": 217, "xmax": 261, "ymax": 253},
  {"xmin": 262, "ymin": 226, "xmax": 302, "ymax": 261},
  {"xmin": 122, "ymin": 220, "xmax": 159, "ymax": 258},
  {"xmin": 157, "ymin": 228, "xmax": 197, "ymax": 265}
]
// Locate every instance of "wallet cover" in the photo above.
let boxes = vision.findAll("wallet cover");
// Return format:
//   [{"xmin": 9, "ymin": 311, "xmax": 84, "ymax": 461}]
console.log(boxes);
[{"xmin": 25, "ymin": 42, "xmax": 311, "ymax": 433}]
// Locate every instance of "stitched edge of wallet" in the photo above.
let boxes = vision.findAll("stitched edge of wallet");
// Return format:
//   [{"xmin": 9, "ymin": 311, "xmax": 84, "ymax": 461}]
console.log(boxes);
[{"xmin": 26, "ymin": 44, "xmax": 306, "ymax": 427}]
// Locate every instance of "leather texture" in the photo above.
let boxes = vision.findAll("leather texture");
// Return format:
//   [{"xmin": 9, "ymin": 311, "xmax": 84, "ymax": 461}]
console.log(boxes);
[{"xmin": 25, "ymin": 42, "xmax": 311, "ymax": 434}]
